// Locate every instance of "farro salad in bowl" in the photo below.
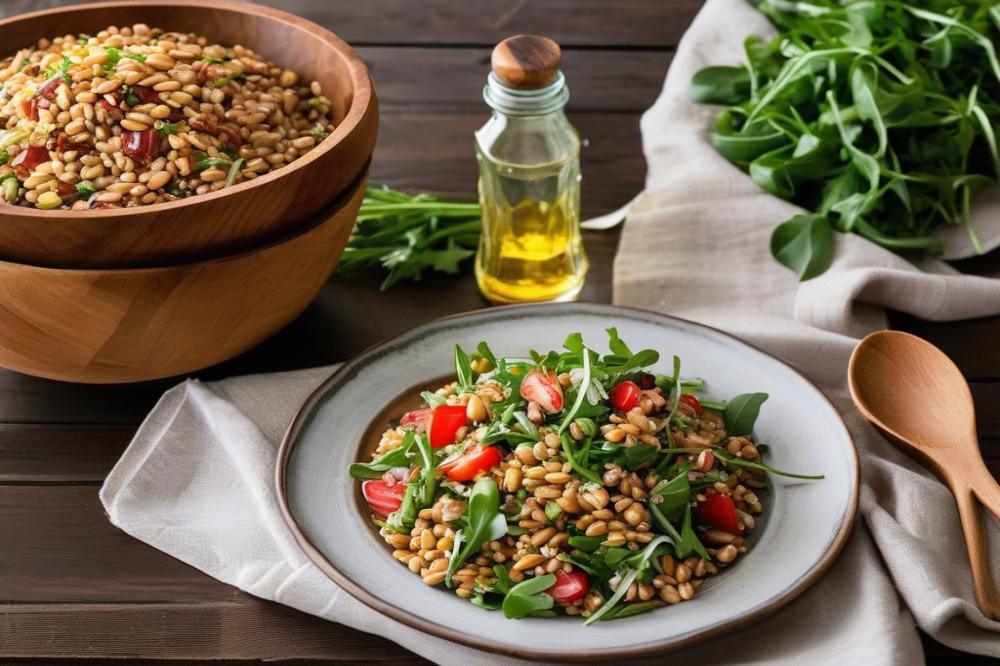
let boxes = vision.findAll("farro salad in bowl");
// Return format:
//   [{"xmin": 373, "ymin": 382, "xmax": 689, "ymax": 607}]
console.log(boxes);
[
  {"xmin": 278, "ymin": 304, "xmax": 859, "ymax": 660},
  {"xmin": 352, "ymin": 330, "xmax": 823, "ymax": 622}
]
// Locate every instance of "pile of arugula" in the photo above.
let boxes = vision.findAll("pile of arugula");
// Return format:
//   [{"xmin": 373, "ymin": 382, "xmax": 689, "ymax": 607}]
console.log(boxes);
[
  {"xmin": 336, "ymin": 186, "xmax": 481, "ymax": 290},
  {"xmin": 690, "ymin": 0, "xmax": 1000, "ymax": 279}
]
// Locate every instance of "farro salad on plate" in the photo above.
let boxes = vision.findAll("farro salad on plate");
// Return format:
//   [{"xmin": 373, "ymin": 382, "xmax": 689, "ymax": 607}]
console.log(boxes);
[
  {"xmin": 0, "ymin": 23, "xmax": 333, "ymax": 209},
  {"xmin": 352, "ymin": 329, "xmax": 823, "ymax": 623}
]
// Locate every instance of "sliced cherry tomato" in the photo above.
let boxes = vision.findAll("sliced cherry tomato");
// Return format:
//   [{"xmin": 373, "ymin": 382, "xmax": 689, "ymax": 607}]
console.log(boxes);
[
  {"xmin": 546, "ymin": 569, "xmax": 590, "ymax": 604},
  {"xmin": 122, "ymin": 128, "xmax": 159, "ymax": 164},
  {"xmin": 680, "ymin": 394, "xmax": 703, "ymax": 416},
  {"xmin": 438, "ymin": 445, "xmax": 501, "ymax": 482},
  {"xmin": 428, "ymin": 404, "xmax": 468, "ymax": 448},
  {"xmin": 695, "ymin": 494, "xmax": 742, "ymax": 535},
  {"xmin": 520, "ymin": 369, "xmax": 564, "ymax": 413},
  {"xmin": 361, "ymin": 479, "xmax": 405, "ymax": 517},
  {"xmin": 608, "ymin": 380, "xmax": 641, "ymax": 412},
  {"xmin": 11, "ymin": 145, "xmax": 50, "ymax": 171},
  {"xmin": 400, "ymin": 408, "xmax": 432, "ymax": 431}
]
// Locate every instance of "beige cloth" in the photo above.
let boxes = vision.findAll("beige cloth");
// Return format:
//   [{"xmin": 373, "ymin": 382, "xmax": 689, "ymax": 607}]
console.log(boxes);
[{"xmin": 613, "ymin": 0, "xmax": 1000, "ymax": 662}]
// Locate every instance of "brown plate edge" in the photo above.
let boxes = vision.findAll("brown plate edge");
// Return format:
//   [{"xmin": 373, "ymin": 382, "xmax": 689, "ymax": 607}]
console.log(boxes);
[{"xmin": 274, "ymin": 302, "xmax": 861, "ymax": 662}]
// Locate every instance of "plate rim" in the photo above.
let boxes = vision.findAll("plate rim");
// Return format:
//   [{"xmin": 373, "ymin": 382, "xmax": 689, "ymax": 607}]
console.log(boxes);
[{"xmin": 275, "ymin": 302, "xmax": 860, "ymax": 661}]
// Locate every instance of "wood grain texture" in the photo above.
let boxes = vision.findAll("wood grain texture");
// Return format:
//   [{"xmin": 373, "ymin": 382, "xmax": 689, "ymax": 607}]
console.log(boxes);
[
  {"xmin": 359, "ymin": 47, "xmax": 670, "ymax": 112},
  {"xmin": 0, "ymin": 0, "xmax": 706, "ymax": 48},
  {"xmin": 0, "ymin": 171, "xmax": 366, "ymax": 383},
  {"xmin": 491, "ymin": 34, "xmax": 561, "ymax": 88},
  {"xmin": 0, "ymin": 0, "xmax": 377, "ymax": 268}
]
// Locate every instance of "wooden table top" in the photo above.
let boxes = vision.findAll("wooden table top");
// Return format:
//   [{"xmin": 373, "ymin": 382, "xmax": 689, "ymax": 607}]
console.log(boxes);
[{"xmin": 1, "ymin": 1, "xmax": 996, "ymax": 664}]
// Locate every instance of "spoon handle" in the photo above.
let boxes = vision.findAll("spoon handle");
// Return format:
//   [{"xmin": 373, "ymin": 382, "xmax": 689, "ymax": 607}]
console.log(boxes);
[
  {"xmin": 972, "ymin": 466, "xmax": 1000, "ymax": 522},
  {"xmin": 953, "ymin": 479, "xmax": 1000, "ymax": 621}
]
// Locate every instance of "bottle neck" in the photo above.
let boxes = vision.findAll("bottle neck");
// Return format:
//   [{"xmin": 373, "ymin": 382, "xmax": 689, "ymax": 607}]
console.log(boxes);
[{"xmin": 483, "ymin": 71, "xmax": 569, "ymax": 117}]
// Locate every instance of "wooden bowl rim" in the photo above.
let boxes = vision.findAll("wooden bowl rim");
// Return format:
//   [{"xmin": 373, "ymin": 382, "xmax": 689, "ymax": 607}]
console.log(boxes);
[
  {"xmin": 0, "ymin": 0, "xmax": 373, "ymax": 220},
  {"xmin": 0, "ymin": 163, "xmax": 368, "ymax": 275}
]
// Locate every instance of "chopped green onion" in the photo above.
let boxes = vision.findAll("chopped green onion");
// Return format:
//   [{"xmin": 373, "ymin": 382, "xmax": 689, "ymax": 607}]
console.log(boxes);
[{"xmin": 224, "ymin": 158, "xmax": 244, "ymax": 188}]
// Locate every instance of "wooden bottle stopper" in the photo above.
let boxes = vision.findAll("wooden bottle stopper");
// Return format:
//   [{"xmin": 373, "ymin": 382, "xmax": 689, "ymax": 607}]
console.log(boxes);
[{"xmin": 491, "ymin": 35, "xmax": 561, "ymax": 89}]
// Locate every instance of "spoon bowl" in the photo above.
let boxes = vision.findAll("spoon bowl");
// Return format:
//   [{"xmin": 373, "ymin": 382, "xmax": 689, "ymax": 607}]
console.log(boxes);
[{"xmin": 849, "ymin": 330, "xmax": 1000, "ymax": 620}]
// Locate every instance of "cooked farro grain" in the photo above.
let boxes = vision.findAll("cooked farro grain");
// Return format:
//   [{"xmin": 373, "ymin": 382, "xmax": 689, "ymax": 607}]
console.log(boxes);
[{"xmin": 0, "ymin": 24, "xmax": 334, "ymax": 209}]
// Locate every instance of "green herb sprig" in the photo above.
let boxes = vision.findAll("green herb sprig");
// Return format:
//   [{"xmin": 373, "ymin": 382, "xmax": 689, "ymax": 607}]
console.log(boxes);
[
  {"xmin": 691, "ymin": 0, "xmax": 1000, "ymax": 279},
  {"xmin": 336, "ymin": 186, "xmax": 481, "ymax": 290}
]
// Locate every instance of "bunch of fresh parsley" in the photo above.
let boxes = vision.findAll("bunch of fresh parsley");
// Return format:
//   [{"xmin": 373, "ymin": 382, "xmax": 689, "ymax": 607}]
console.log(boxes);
[{"xmin": 690, "ymin": 0, "xmax": 1000, "ymax": 279}]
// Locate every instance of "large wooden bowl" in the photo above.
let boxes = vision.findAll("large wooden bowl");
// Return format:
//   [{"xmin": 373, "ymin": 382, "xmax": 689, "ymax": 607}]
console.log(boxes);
[
  {"xmin": 0, "ymin": 0, "xmax": 377, "ymax": 268},
  {"xmin": 0, "ymin": 168, "xmax": 367, "ymax": 384}
]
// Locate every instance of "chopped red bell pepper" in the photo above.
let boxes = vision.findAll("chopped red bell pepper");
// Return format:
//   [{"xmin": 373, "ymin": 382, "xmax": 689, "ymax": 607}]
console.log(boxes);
[
  {"xmin": 11, "ymin": 145, "xmax": 50, "ymax": 172},
  {"xmin": 428, "ymin": 404, "xmax": 468, "ymax": 448},
  {"xmin": 695, "ymin": 494, "xmax": 742, "ymax": 535},
  {"xmin": 122, "ymin": 128, "xmax": 159, "ymax": 164}
]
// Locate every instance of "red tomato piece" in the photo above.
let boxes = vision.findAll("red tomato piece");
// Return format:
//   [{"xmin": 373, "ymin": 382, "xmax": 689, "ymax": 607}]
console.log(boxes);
[
  {"xmin": 695, "ymin": 494, "xmax": 742, "ymax": 535},
  {"xmin": 97, "ymin": 98, "xmax": 117, "ymax": 112},
  {"xmin": 400, "ymin": 408, "xmax": 432, "ymax": 431},
  {"xmin": 608, "ymin": 380, "xmax": 641, "ymax": 412},
  {"xmin": 546, "ymin": 569, "xmax": 590, "ymax": 604},
  {"xmin": 11, "ymin": 145, "xmax": 50, "ymax": 172},
  {"xmin": 131, "ymin": 85, "xmax": 161, "ymax": 104},
  {"xmin": 428, "ymin": 404, "xmax": 468, "ymax": 448},
  {"xmin": 122, "ymin": 128, "xmax": 159, "ymax": 164},
  {"xmin": 519, "ymin": 369, "xmax": 564, "ymax": 413},
  {"xmin": 361, "ymin": 479, "xmax": 405, "ymax": 517},
  {"xmin": 680, "ymin": 394, "xmax": 703, "ymax": 416},
  {"xmin": 438, "ymin": 445, "xmax": 502, "ymax": 482}
]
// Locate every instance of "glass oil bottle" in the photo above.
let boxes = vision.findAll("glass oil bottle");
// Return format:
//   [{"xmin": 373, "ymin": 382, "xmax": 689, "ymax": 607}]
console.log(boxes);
[{"xmin": 474, "ymin": 35, "xmax": 587, "ymax": 303}]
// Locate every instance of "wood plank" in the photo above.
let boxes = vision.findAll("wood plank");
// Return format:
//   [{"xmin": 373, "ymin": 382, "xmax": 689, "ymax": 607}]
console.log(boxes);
[
  {"xmin": 0, "ymin": 601, "xmax": 424, "ymax": 662},
  {"xmin": 891, "ymin": 312, "xmax": 1000, "ymax": 381},
  {"xmin": 0, "ymin": 424, "xmax": 135, "ymax": 482},
  {"xmin": 359, "ymin": 46, "xmax": 670, "ymax": 112},
  {"xmin": 0, "ymin": 0, "xmax": 705, "ymax": 48}
]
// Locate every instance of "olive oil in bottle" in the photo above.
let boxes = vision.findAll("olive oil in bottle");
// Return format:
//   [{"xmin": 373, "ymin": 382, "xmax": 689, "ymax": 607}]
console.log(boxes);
[{"xmin": 474, "ymin": 35, "xmax": 587, "ymax": 303}]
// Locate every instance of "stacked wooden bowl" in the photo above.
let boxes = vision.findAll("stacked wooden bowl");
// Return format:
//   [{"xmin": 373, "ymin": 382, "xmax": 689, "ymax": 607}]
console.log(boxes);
[{"xmin": 0, "ymin": 1, "xmax": 378, "ymax": 383}]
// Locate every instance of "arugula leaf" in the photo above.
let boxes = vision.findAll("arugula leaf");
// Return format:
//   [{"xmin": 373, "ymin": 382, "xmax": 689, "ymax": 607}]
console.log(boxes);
[
  {"xmin": 348, "ymin": 430, "xmax": 416, "ymax": 479},
  {"xmin": 445, "ymin": 478, "xmax": 507, "ymax": 586},
  {"xmin": 770, "ymin": 214, "xmax": 834, "ymax": 281},
  {"xmin": 336, "ymin": 187, "xmax": 481, "ymax": 290},
  {"xmin": 583, "ymin": 569, "xmax": 638, "ymax": 625},
  {"xmin": 724, "ymin": 392, "xmax": 769, "ymax": 436},
  {"xmin": 559, "ymin": 432, "xmax": 603, "ymax": 485},
  {"xmin": 454, "ymin": 344, "xmax": 474, "ymax": 389},
  {"xmin": 502, "ymin": 573, "xmax": 556, "ymax": 619},
  {"xmin": 649, "ymin": 472, "xmax": 691, "ymax": 522},
  {"xmin": 690, "ymin": 65, "xmax": 751, "ymax": 105}
]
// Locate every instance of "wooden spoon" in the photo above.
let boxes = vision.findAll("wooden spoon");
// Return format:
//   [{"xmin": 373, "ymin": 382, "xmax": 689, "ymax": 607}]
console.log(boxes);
[{"xmin": 848, "ymin": 330, "xmax": 1000, "ymax": 620}]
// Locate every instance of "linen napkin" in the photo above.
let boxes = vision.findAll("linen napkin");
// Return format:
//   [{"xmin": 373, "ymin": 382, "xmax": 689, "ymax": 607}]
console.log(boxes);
[{"xmin": 100, "ymin": 0, "xmax": 1000, "ymax": 663}]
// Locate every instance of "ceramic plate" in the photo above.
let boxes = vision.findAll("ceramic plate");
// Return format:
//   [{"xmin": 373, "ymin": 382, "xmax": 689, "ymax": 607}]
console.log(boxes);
[{"xmin": 277, "ymin": 303, "xmax": 858, "ymax": 661}]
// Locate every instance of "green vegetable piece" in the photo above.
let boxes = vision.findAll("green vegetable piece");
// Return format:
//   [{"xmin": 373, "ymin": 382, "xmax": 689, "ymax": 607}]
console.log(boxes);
[
  {"xmin": 349, "ymin": 429, "xmax": 416, "ymax": 479},
  {"xmin": 445, "ymin": 478, "xmax": 507, "ymax": 587},
  {"xmin": 454, "ymin": 344, "xmax": 474, "ymax": 389},
  {"xmin": 723, "ymin": 392, "xmax": 769, "ymax": 437},
  {"xmin": 770, "ymin": 214, "xmax": 834, "ymax": 281},
  {"xmin": 502, "ymin": 573, "xmax": 556, "ymax": 619},
  {"xmin": 544, "ymin": 501, "xmax": 562, "ymax": 522},
  {"xmin": 690, "ymin": 66, "xmax": 751, "ymax": 105}
]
